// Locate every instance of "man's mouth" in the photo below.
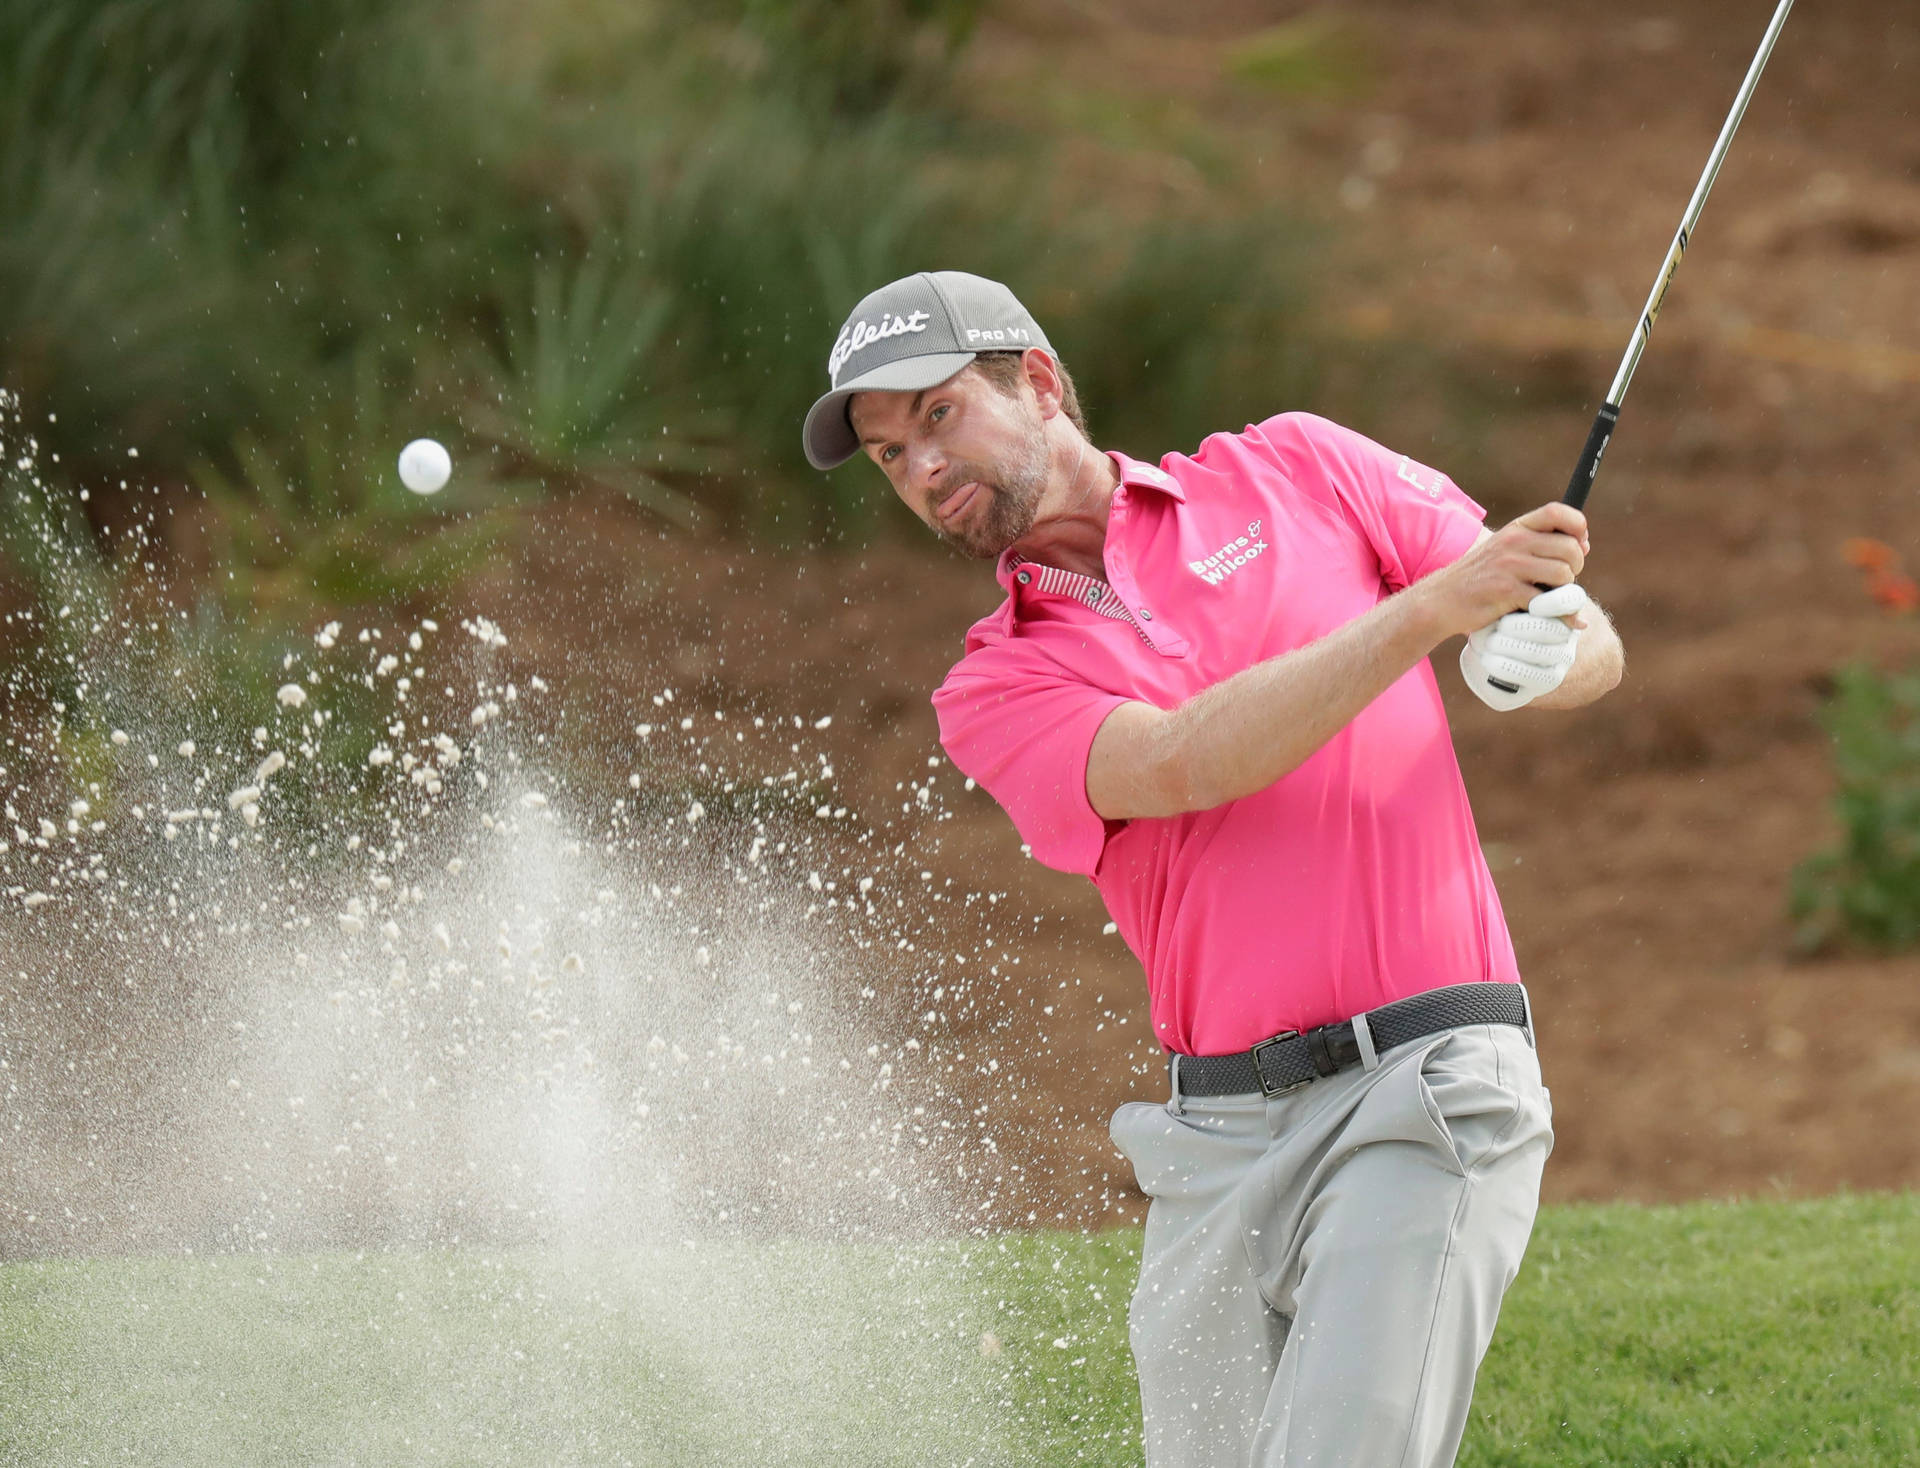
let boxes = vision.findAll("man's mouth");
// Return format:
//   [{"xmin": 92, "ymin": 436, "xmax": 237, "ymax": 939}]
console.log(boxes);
[{"xmin": 936, "ymin": 481, "xmax": 982, "ymax": 527}]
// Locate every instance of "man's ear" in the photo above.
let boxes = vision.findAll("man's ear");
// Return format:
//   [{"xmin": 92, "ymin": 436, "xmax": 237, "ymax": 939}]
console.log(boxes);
[{"xmin": 1022, "ymin": 349, "xmax": 1065, "ymax": 421}]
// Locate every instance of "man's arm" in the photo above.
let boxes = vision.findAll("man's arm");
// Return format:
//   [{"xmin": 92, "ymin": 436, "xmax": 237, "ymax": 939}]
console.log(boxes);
[{"xmin": 1087, "ymin": 502, "xmax": 1591, "ymax": 820}]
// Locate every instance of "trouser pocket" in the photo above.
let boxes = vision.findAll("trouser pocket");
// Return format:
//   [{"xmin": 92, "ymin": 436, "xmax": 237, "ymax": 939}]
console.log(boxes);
[
  {"xmin": 1417, "ymin": 1024, "xmax": 1552, "ymax": 1175},
  {"xmin": 1110, "ymin": 1097, "xmax": 1266, "ymax": 1203}
]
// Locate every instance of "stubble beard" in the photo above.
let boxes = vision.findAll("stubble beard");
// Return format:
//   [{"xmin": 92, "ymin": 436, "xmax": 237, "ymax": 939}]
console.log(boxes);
[{"xmin": 929, "ymin": 420, "xmax": 1050, "ymax": 561}]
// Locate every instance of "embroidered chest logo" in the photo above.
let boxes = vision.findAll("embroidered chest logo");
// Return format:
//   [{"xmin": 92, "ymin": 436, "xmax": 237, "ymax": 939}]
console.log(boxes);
[
  {"xmin": 1395, "ymin": 455, "xmax": 1445, "ymax": 501},
  {"xmin": 1188, "ymin": 521, "xmax": 1267, "ymax": 587}
]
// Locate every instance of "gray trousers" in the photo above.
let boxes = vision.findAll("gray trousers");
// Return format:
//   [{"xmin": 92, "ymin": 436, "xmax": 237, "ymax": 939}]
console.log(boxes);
[{"xmin": 1110, "ymin": 1017, "xmax": 1553, "ymax": 1468}]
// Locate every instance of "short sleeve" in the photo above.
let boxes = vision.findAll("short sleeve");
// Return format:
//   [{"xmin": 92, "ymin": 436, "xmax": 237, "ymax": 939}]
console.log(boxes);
[
  {"xmin": 1245, "ymin": 413, "xmax": 1486, "ymax": 590},
  {"xmin": 933, "ymin": 651, "xmax": 1132, "ymax": 879}
]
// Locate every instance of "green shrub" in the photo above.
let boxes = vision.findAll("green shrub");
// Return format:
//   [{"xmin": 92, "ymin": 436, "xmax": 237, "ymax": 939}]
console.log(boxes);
[
  {"xmin": 1790, "ymin": 661, "xmax": 1920, "ymax": 953},
  {"xmin": 3, "ymin": 0, "xmax": 1329, "ymax": 552}
]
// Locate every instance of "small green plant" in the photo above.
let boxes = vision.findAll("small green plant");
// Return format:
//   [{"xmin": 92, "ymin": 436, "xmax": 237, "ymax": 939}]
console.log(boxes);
[
  {"xmin": 1790, "ymin": 539, "xmax": 1920, "ymax": 954},
  {"xmin": 1791, "ymin": 663, "xmax": 1920, "ymax": 953},
  {"xmin": 468, "ymin": 242, "xmax": 711, "ymax": 527}
]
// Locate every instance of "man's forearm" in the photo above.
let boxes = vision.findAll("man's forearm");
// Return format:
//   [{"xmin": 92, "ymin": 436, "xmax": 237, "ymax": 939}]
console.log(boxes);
[
  {"xmin": 1088, "ymin": 502, "xmax": 1598, "ymax": 821},
  {"xmin": 1162, "ymin": 585, "xmax": 1448, "ymax": 810}
]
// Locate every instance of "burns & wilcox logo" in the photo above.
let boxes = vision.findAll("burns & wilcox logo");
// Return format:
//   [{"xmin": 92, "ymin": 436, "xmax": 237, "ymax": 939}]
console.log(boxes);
[
  {"xmin": 1190, "ymin": 521, "xmax": 1267, "ymax": 586},
  {"xmin": 829, "ymin": 310, "xmax": 931, "ymax": 381}
]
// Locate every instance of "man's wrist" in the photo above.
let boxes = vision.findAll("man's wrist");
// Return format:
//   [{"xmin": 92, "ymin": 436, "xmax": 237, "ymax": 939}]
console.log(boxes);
[{"xmin": 1389, "ymin": 578, "xmax": 1453, "ymax": 655}]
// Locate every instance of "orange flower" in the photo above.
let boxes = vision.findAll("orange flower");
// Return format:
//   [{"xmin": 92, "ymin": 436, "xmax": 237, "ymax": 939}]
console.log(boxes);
[
  {"xmin": 1843, "ymin": 537, "xmax": 1899, "ymax": 573},
  {"xmin": 1868, "ymin": 572, "xmax": 1920, "ymax": 614}
]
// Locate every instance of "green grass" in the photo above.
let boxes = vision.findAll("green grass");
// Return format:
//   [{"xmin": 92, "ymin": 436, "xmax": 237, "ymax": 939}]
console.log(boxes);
[
  {"xmin": 5, "ymin": 1193, "xmax": 1913, "ymax": 1465},
  {"xmin": 1464, "ymin": 1193, "xmax": 1919, "ymax": 1466}
]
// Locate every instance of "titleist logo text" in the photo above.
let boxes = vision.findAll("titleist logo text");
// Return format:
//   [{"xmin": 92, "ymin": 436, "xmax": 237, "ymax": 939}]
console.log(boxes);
[{"xmin": 829, "ymin": 311, "xmax": 931, "ymax": 380}]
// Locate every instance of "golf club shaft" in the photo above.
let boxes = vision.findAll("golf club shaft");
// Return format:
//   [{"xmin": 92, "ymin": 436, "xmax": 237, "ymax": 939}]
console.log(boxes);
[{"xmin": 1561, "ymin": 0, "xmax": 1795, "ymax": 511}]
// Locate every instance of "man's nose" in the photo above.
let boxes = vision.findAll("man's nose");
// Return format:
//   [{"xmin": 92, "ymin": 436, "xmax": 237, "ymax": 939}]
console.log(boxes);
[{"xmin": 907, "ymin": 443, "xmax": 947, "ymax": 500}]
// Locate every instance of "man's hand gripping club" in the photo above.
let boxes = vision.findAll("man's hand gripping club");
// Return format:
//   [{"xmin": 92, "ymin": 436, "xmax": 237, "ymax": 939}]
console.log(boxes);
[{"xmin": 1423, "ymin": 503, "xmax": 1591, "ymax": 712}]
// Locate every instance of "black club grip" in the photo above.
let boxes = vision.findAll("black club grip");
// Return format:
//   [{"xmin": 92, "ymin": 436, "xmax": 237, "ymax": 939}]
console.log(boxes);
[
  {"xmin": 1484, "ymin": 401, "xmax": 1621, "ymax": 695},
  {"xmin": 1563, "ymin": 402, "xmax": 1621, "ymax": 510}
]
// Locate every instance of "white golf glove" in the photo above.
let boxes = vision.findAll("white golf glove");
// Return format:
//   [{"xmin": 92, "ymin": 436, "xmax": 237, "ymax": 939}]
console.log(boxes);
[{"xmin": 1460, "ymin": 584, "xmax": 1588, "ymax": 711}]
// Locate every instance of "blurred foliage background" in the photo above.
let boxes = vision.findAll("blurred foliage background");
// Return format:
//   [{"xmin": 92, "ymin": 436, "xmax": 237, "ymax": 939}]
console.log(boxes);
[{"xmin": 0, "ymin": 0, "xmax": 1326, "ymax": 566}]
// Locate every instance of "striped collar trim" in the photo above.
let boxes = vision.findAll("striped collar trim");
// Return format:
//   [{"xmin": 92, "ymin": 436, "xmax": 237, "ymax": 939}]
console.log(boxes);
[
  {"xmin": 1004, "ymin": 556, "xmax": 1156, "ymax": 647},
  {"xmin": 1008, "ymin": 558, "xmax": 1124, "ymax": 612}
]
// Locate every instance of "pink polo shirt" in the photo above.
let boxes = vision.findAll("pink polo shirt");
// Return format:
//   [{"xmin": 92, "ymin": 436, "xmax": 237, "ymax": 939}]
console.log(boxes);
[{"xmin": 932, "ymin": 412, "xmax": 1521, "ymax": 1056}]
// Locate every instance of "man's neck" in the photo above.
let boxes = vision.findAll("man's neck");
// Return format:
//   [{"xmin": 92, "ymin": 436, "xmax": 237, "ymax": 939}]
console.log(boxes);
[{"xmin": 1008, "ymin": 434, "xmax": 1120, "ymax": 581}]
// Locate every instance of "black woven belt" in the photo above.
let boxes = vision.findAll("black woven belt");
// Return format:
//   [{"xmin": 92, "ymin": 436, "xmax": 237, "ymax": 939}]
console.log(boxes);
[{"xmin": 1171, "ymin": 982, "xmax": 1531, "ymax": 1099}]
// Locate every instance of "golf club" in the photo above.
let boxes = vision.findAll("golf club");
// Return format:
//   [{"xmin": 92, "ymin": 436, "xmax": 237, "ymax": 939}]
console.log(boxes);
[{"xmin": 1482, "ymin": 0, "xmax": 1796, "ymax": 695}]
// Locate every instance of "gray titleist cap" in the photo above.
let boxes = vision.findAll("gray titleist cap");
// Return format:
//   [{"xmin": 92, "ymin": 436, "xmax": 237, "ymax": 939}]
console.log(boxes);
[{"xmin": 802, "ymin": 271, "xmax": 1051, "ymax": 470}]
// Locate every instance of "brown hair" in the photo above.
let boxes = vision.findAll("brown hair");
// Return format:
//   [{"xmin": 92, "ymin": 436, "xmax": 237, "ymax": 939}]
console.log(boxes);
[{"xmin": 969, "ymin": 350, "xmax": 1090, "ymax": 441}]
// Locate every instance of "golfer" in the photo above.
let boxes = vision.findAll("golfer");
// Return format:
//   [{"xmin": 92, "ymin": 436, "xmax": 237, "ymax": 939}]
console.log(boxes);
[{"xmin": 803, "ymin": 271, "xmax": 1623, "ymax": 1467}]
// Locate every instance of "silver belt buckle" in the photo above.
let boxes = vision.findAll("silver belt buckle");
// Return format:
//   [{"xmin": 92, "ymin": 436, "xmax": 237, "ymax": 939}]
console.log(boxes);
[{"xmin": 1249, "ymin": 1030, "xmax": 1310, "ymax": 1098}]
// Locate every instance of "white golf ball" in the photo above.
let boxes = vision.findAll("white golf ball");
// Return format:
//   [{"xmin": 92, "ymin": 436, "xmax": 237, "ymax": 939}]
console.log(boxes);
[{"xmin": 398, "ymin": 438, "xmax": 451, "ymax": 495}]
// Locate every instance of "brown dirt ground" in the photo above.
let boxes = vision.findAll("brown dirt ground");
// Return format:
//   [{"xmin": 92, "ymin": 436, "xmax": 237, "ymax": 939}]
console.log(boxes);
[{"xmin": 182, "ymin": 2, "xmax": 1920, "ymax": 1229}]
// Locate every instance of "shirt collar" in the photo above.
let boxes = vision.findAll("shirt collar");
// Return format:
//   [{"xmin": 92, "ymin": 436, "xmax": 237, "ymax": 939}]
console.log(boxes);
[
  {"xmin": 1108, "ymin": 451, "xmax": 1186, "ymax": 502},
  {"xmin": 993, "ymin": 450, "xmax": 1185, "ymax": 588}
]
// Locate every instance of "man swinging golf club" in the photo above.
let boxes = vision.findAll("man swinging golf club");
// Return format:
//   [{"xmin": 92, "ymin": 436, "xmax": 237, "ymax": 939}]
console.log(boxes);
[{"xmin": 802, "ymin": 270, "xmax": 1623, "ymax": 1466}]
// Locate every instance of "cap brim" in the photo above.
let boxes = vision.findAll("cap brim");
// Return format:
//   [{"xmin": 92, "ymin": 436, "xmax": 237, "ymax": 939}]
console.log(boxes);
[{"xmin": 801, "ymin": 351, "xmax": 978, "ymax": 470}]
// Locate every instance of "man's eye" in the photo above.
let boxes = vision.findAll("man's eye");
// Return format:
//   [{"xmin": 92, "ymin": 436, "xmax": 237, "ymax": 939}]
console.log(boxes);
[
  {"xmin": 881, "ymin": 445, "xmax": 901, "ymax": 464},
  {"xmin": 929, "ymin": 404, "xmax": 950, "ymax": 424}
]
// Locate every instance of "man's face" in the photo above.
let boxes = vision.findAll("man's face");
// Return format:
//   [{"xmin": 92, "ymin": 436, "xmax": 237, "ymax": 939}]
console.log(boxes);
[{"xmin": 847, "ymin": 364, "xmax": 1049, "ymax": 560}]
